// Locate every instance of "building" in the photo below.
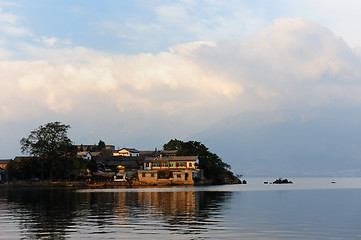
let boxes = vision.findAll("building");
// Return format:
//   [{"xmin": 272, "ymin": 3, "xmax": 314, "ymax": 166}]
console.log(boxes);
[
  {"xmin": 113, "ymin": 148, "xmax": 140, "ymax": 157},
  {"xmin": 138, "ymin": 156, "xmax": 200, "ymax": 185},
  {"xmin": 95, "ymin": 155, "xmax": 141, "ymax": 182},
  {"xmin": 77, "ymin": 151, "xmax": 92, "ymax": 160},
  {"xmin": 0, "ymin": 159, "xmax": 11, "ymax": 169}
]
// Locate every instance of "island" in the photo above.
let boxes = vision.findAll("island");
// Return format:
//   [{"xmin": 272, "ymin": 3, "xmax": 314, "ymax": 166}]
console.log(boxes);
[{"xmin": 0, "ymin": 122, "xmax": 241, "ymax": 187}]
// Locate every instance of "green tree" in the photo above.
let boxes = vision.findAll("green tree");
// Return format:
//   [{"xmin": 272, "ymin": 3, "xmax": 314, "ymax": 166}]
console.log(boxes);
[
  {"xmin": 98, "ymin": 140, "xmax": 106, "ymax": 151},
  {"xmin": 20, "ymin": 122, "xmax": 77, "ymax": 180},
  {"xmin": 163, "ymin": 139, "xmax": 238, "ymax": 184}
]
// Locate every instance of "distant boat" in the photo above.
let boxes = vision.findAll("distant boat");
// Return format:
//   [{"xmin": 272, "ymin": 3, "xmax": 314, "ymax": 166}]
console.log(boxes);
[{"xmin": 331, "ymin": 181, "xmax": 336, "ymax": 183}]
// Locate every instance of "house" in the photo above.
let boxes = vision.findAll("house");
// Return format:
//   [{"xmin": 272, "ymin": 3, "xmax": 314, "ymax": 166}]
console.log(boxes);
[
  {"xmin": 0, "ymin": 159, "xmax": 11, "ymax": 169},
  {"xmin": 113, "ymin": 148, "xmax": 140, "ymax": 157},
  {"xmin": 95, "ymin": 155, "xmax": 142, "ymax": 182},
  {"xmin": 77, "ymin": 151, "xmax": 92, "ymax": 160},
  {"xmin": 138, "ymin": 156, "xmax": 200, "ymax": 185}
]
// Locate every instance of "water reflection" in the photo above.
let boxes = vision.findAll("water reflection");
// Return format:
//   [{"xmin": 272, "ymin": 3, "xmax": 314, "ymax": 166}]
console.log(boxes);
[
  {"xmin": 0, "ymin": 188, "xmax": 232, "ymax": 239},
  {"xmin": 0, "ymin": 188, "xmax": 89, "ymax": 239}
]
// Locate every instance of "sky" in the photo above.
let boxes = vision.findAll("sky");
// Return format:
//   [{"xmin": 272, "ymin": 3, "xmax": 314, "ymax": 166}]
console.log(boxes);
[{"xmin": 1, "ymin": 1, "xmax": 361, "ymax": 174}]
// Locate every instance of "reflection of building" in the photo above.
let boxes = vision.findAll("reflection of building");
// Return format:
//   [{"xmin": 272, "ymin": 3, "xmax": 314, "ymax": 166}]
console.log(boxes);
[
  {"xmin": 138, "ymin": 156, "xmax": 200, "ymax": 185},
  {"xmin": 136, "ymin": 191, "xmax": 197, "ymax": 215},
  {"xmin": 111, "ymin": 191, "xmax": 198, "ymax": 221}
]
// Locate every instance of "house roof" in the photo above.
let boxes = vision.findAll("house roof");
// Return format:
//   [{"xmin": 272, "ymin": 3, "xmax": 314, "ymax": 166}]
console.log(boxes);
[
  {"xmin": 97, "ymin": 155, "xmax": 142, "ymax": 169},
  {"xmin": 161, "ymin": 150, "xmax": 177, "ymax": 155},
  {"xmin": 90, "ymin": 152, "xmax": 101, "ymax": 157},
  {"xmin": 118, "ymin": 148, "xmax": 139, "ymax": 153},
  {"xmin": 13, "ymin": 156, "xmax": 37, "ymax": 161},
  {"xmin": 144, "ymin": 156, "xmax": 198, "ymax": 162},
  {"xmin": 77, "ymin": 151, "xmax": 90, "ymax": 157},
  {"xmin": 0, "ymin": 159, "xmax": 11, "ymax": 164}
]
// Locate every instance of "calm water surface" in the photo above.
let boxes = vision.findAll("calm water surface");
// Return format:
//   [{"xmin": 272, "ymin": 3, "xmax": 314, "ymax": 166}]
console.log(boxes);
[{"xmin": 1, "ymin": 177, "xmax": 361, "ymax": 239}]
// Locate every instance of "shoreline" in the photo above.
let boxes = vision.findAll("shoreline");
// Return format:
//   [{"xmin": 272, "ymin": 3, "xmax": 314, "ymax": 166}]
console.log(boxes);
[{"xmin": 0, "ymin": 179, "xmax": 217, "ymax": 188}]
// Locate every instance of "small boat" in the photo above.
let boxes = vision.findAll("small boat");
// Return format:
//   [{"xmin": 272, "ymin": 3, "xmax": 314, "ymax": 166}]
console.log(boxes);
[{"xmin": 331, "ymin": 181, "xmax": 336, "ymax": 184}]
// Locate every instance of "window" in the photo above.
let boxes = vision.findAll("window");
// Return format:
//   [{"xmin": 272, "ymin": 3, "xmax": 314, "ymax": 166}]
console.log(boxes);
[
  {"xmin": 179, "ymin": 162, "xmax": 186, "ymax": 167},
  {"xmin": 153, "ymin": 162, "xmax": 160, "ymax": 167},
  {"xmin": 188, "ymin": 162, "xmax": 192, "ymax": 167},
  {"xmin": 151, "ymin": 173, "xmax": 154, "ymax": 177},
  {"xmin": 169, "ymin": 162, "xmax": 175, "ymax": 167},
  {"xmin": 145, "ymin": 162, "xmax": 149, "ymax": 167},
  {"xmin": 161, "ymin": 162, "xmax": 169, "ymax": 167},
  {"xmin": 177, "ymin": 174, "xmax": 181, "ymax": 178},
  {"xmin": 142, "ymin": 173, "xmax": 145, "ymax": 178}
]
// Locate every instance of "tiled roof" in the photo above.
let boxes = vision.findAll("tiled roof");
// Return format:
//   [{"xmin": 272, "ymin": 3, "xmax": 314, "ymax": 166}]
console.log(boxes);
[
  {"xmin": 13, "ymin": 156, "xmax": 37, "ymax": 161},
  {"xmin": 144, "ymin": 156, "xmax": 198, "ymax": 162},
  {"xmin": 77, "ymin": 151, "xmax": 90, "ymax": 156},
  {"xmin": 0, "ymin": 159, "xmax": 11, "ymax": 164},
  {"xmin": 116, "ymin": 147, "xmax": 138, "ymax": 152},
  {"xmin": 97, "ymin": 155, "xmax": 143, "ymax": 169}
]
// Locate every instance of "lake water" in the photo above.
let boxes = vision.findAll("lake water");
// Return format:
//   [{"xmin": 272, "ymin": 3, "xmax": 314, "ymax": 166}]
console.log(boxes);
[{"xmin": 1, "ymin": 177, "xmax": 361, "ymax": 239}]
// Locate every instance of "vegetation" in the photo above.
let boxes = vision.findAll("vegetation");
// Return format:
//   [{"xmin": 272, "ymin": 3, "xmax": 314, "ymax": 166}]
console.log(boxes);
[
  {"xmin": 163, "ymin": 139, "xmax": 239, "ymax": 184},
  {"xmin": 4, "ymin": 122, "xmax": 239, "ymax": 185},
  {"xmin": 6, "ymin": 122, "xmax": 88, "ymax": 181}
]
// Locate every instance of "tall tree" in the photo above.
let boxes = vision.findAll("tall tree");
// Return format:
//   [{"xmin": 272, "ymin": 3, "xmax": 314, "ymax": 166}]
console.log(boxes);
[
  {"xmin": 98, "ymin": 140, "xmax": 106, "ymax": 151},
  {"xmin": 20, "ymin": 122, "xmax": 77, "ymax": 179}
]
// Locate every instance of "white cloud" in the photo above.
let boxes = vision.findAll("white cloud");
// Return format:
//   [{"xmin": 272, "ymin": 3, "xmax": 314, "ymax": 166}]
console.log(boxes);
[
  {"xmin": 283, "ymin": 0, "xmax": 361, "ymax": 48},
  {"xmin": 2, "ymin": 17, "xmax": 361, "ymax": 157},
  {"xmin": 191, "ymin": 18, "xmax": 361, "ymax": 110}
]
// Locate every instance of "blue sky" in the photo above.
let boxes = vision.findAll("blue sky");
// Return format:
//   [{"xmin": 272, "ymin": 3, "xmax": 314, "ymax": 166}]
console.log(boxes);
[
  {"xmin": 1, "ymin": 1, "xmax": 361, "ymax": 175},
  {"xmin": 6, "ymin": 0, "xmax": 357, "ymax": 56}
]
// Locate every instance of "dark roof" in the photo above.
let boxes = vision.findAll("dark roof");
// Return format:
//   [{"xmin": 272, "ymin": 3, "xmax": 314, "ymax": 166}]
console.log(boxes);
[
  {"xmin": 161, "ymin": 150, "xmax": 177, "ymax": 155},
  {"xmin": 97, "ymin": 155, "xmax": 142, "ymax": 169},
  {"xmin": 90, "ymin": 152, "xmax": 101, "ymax": 157},
  {"xmin": 0, "ymin": 159, "xmax": 11, "ymax": 164},
  {"xmin": 13, "ymin": 156, "xmax": 37, "ymax": 161},
  {"xmin": 118, "ymin": 148, "xmax": 139, "ymax": 153},
  {"xmin": 107, "ymin": 160, "xmax": 139, "ymax": 169},
  {"xmin": 144, "ymin": 156, "xmax": 198, "ymax": 162},
  {"xmin": 138, "ymin": 150, "xmax": 158, "ymax": 157}
]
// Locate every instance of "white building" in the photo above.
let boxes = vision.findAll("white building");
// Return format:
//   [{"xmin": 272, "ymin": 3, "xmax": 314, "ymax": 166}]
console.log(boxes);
[{"xmin": 113, "ymin": 148, "xmax": 140, "ymax": 157}]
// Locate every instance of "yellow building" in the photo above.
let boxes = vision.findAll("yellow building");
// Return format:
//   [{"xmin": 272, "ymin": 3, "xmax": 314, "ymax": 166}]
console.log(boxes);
[{"xmin": 138, "ymin": 156, "xmax": 200, "ymax": 185}]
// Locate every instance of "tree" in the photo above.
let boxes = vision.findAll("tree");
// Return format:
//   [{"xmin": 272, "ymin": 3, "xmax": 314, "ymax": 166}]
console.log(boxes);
[
  {"xmin": 20, "ymin": 122, "xmax": 77, "ymax": 180},
  {"xmin": 98, "ymin": 140, "xmax": 106, "ymax": 151},
  {"xmin": 163, "ymin": 139, "xmax": 238, "ymax": 184}
]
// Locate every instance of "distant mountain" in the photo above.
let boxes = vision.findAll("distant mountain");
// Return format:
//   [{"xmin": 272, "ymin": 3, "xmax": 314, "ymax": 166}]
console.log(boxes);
[{"xmin": 192, "ymin": 108, "xmax": 361, "ymax": 177}]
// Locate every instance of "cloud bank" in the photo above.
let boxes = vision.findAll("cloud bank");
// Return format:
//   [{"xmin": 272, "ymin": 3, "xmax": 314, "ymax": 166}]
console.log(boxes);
[{"xmin": 1, "ymin": 17, "xmax": 361, "ymax": 157}]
